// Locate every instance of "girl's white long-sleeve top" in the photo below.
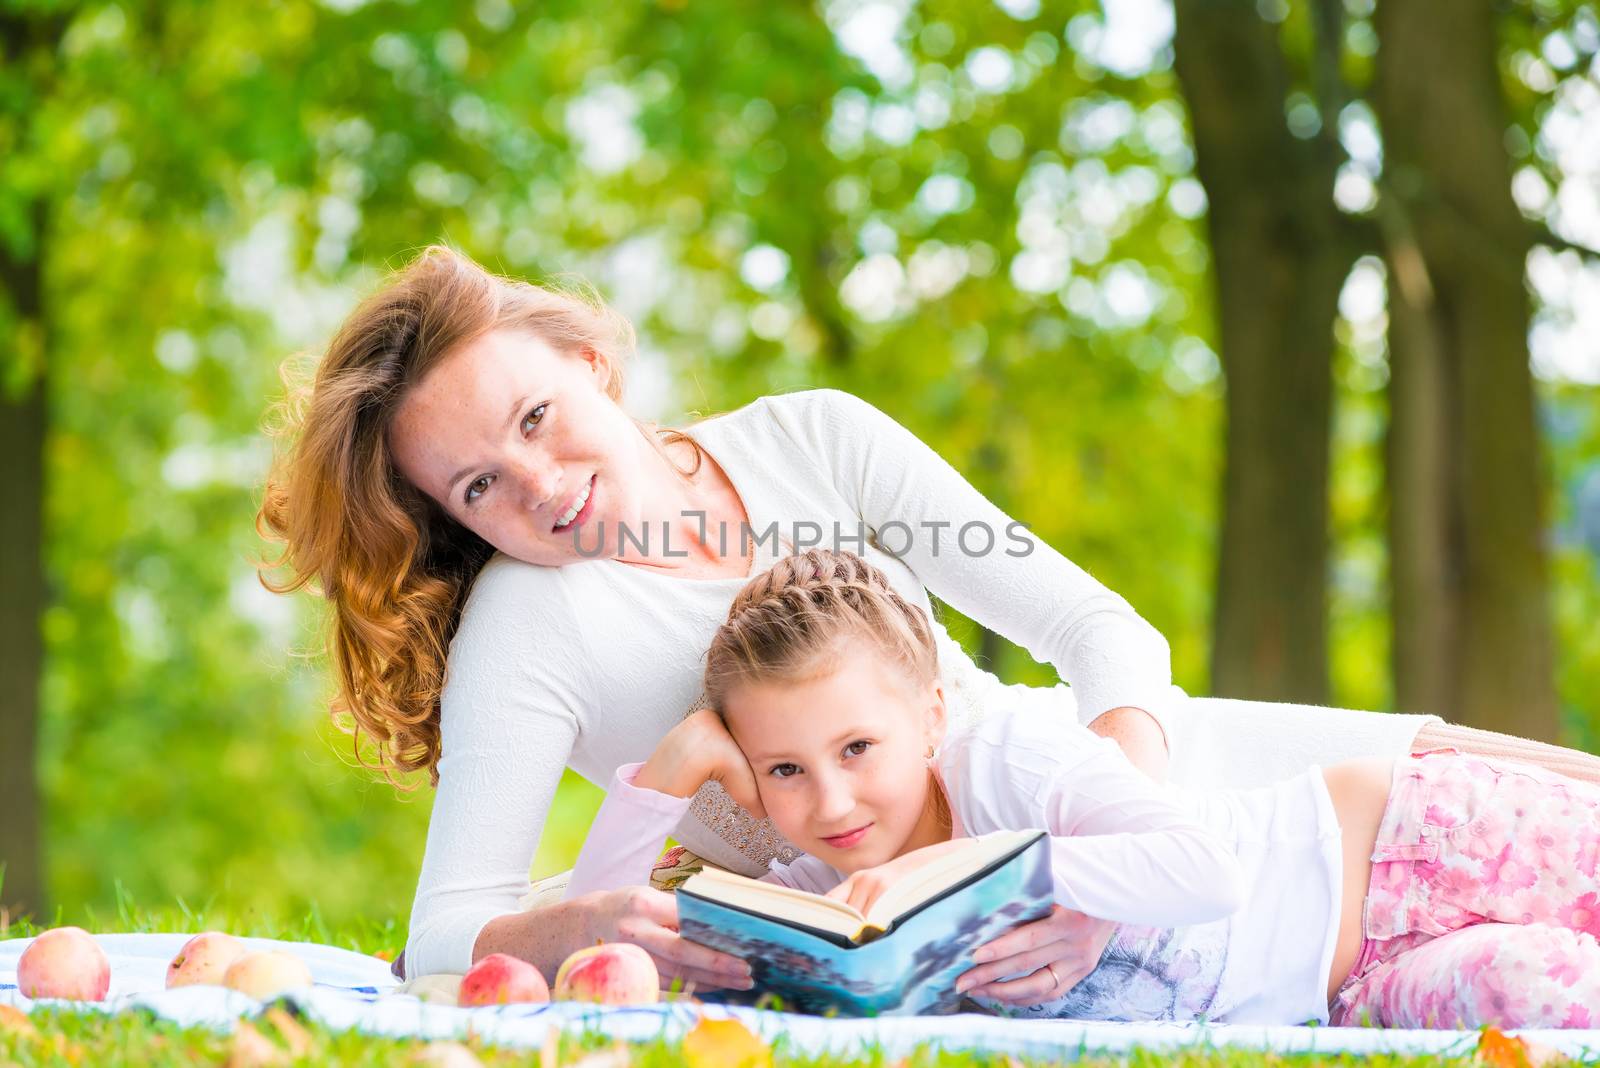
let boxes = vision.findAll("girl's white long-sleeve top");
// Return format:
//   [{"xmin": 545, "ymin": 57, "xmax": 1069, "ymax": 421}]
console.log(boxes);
[
  {"xmin": 565, "ymin": 702, "xmax": 1341, "ymax": 1026},
  {"xmin": 564, "ymin": 718, "xmax": 1247, "ymax": 927}
]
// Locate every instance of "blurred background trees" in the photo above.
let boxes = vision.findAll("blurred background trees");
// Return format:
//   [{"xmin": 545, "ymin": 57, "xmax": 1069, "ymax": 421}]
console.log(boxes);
[{"xmin": 1, "ymin": 0, "xmax": 1596, "ymax": 930}]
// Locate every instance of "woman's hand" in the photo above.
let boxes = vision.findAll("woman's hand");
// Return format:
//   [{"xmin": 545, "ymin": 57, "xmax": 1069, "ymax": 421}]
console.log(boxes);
[
  {"xmin": 581, "ymin": 885, "xmax": 754, "ymax": 993},
  {"xmin": 954, "ymin": 906, "xmax": 1115, "ymax": 1004},
  {"xmin": 823, "ymin": 838, "xmax": 971, "ymax": 915},
  {"xmin": 634, "ymin": 708, "xmax": 765, "ymax": 819}
]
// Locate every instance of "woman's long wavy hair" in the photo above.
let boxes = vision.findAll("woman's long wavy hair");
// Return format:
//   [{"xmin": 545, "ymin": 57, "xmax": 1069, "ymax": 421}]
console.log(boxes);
[
  {"xmin": 258, "ymin": 245, "xmax": 705, "ymax": 787},
  {"xmin": 704, "ymin": 549, "xmax": 941, "ymax": 711}
]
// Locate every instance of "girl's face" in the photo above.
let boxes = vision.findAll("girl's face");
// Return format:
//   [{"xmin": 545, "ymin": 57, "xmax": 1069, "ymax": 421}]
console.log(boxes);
[
  {"xmin": 388, "ymin": 328, "xmax": 663, "ymax": 567},
  {"xmin": 722, "ymin": 645, "xmax": 949, "ymax": 874}
]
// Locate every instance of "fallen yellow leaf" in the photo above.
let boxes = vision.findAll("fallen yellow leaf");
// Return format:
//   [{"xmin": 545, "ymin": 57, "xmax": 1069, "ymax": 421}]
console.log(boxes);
[
  {"xmin": 262, "ymin": 1007, "xmax": 314, "ymax": 1058},
  {"xmin": 567, "ymin": 1043, "xmax": 631, "ymax": 1068},
  {"xmin": 540, "ymin": 1024, "xmax": 561, "ymax": 1068},
  {"xmin": 1478, "ymin": 1027, "xmax": 1531, "ymax": 1068},
  {"xmin": 225, "ymin": 1021, "xmax": 288, "ymax": 1068},
  {"xmin": 682, "ymin": 1016, "xmax": 771, "ymax": 1068},
  {"xmin": 410, "ymin": 1041, "xmax": 485, "ymax": 1067},
  {"xmin": 0, "ymin": 1006, "xmax": 36, "ymax": 1040},
  {"xmin": 44, "ymin": 1033, "xmax": 86, "ymax": 1066}
]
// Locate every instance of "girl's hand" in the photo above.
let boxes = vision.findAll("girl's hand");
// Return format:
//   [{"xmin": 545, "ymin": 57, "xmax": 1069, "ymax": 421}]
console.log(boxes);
[
  {"xmin": 581, "ymin": 885, "xmax": 754, "ymax": 992},
  {"xmin": 954, "ymin": 906, "xmax": 1115, "ymax": 1004},
  {"xmin": 823, "ymin": 838, "xmax": 971, "ymax": 915},
  {"xmin": 635, "ymin": 708, "xmax": 765, "ymax": 819}
]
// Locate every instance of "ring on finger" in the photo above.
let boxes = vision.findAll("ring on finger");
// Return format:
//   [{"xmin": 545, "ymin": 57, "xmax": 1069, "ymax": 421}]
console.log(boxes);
[{"xmin": 1044, "ymin": 963, "xmax": 1060, "ymax": 989}]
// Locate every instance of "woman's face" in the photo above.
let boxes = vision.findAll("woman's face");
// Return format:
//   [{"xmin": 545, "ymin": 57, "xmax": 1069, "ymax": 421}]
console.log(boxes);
[
  {"xmin": 388, "ymin": 328, "xmax": 657, "ymax": 567},
  {"xmin": 722, "ymin": 646, "xmax": 949, "ymax": 875}
]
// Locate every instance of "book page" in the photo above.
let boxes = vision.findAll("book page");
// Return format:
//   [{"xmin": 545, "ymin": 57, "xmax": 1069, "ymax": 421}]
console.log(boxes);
[
  {"xmin": 683, "ymin": 867, "xmax": 869, "ymax": 940},
  {"xmin": 681, "ymin": 829, "xmax": 1043, "ymax": 944},
  {"xmin": 863, "ymin": 829, "xmax": 1042, "ymax": 930}
]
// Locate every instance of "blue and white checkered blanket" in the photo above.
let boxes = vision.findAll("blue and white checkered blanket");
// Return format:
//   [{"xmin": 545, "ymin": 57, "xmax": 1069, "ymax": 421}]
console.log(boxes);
[{"xmin": 5, "ymin": 934, "xmax": 1600, "ymax": 1060}]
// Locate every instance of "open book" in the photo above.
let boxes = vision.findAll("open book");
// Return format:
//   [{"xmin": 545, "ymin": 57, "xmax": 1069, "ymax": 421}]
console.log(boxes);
[{"xmin": 677, "ymin": 829, "xmax": 1053, "ymax": 1016}]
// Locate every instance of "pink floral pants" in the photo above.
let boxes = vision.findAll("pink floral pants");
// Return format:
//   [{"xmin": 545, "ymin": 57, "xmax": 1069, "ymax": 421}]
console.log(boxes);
[{"xmin": 1331, "ymin": 750, "xmax": 1600, "ymax": 1029}]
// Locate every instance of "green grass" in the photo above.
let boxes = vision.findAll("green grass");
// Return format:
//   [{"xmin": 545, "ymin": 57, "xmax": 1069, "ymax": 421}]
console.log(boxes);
[
  {"xmin": 0, "ymin": 1004, "xmax": 1495, "ymax": 1068},
  {"xmin": 0, "ymin": 891, "xmax": 407, "ymax": 960},
  {"xmin": 0, "ymin": 906, "xmax": 1499, "ymax": 1068}
]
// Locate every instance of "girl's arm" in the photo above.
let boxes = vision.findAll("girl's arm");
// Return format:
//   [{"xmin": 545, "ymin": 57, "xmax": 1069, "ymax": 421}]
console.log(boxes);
[
  {"xmin": 829, "ymin": 729, "xmax": 1241, "ymax": 927},
  {"xmin": 564, "ymin": 762, "xmax": 695, "ymax": 898},
  {"xmin": 1040, "ymin": 733, "xmax": 1244, "ymax": 925},
  {"xmin": 567, "ymin": 761, "xmax": 832, "ymax": 899},
  {"xmin": 565, "ymin": 709, "xmax": 765, "ymax": 898},
  {"xmin": 771, "ymin": 389, "xmax": 1180, "ymax": 772}
]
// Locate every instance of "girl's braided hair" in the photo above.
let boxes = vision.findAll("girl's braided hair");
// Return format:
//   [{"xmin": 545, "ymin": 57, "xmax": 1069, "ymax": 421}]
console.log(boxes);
[{"xmin": 704, "ymin": 549, "xmax": 940, "ymax": 710}]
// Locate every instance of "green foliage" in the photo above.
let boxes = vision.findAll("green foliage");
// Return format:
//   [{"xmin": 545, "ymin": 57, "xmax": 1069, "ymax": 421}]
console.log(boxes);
[{"xmin": 4, "ymin": 0, "xmax": 1596, "ymax": 938}]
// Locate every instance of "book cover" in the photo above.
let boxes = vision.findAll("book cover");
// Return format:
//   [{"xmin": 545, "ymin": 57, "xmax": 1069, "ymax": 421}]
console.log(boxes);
[{"xmin": 679, "ymin": 830, "xmax": 1054, "ymax": 1016}]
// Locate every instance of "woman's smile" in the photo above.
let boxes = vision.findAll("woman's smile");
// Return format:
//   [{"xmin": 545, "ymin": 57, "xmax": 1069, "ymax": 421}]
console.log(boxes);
[{"xmin": 552, "ymin": 474, "xmax": 597, "ymax": 533}]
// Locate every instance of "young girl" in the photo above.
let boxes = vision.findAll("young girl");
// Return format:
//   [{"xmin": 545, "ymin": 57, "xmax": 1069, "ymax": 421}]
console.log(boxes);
[{"xmin": 565, "ymin": 549, "xmax": 1600, "ymax": 1029}]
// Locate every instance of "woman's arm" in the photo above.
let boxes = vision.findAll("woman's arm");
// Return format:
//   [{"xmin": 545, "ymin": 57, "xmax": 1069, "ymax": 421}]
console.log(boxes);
[
  {"xmin": 772, "ymin": 389, "xmax": 1180, "ymax": 769},
  {"xmin": 475, "ymin": 888, "xmax": 750, "ymax": 992},
  {"xmin": 403, "ymin": 569, "xmax": 751, "ymax": 991},
  {"xmin": 413, "ymin": 655, "xmax": 751, "ymax": 989},
  {"xmin": 403, "ymin": 654, "xmax": 580, "ymax": 978}
]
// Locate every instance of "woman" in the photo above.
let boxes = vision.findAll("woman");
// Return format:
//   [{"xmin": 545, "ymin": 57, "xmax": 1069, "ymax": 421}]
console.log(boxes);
[{"xmin": 258, "ymin": 245, "xmax": 1600, "ymax": 994}]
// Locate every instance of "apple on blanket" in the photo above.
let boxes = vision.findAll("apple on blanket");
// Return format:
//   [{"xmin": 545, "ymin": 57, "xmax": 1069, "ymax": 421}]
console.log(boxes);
[
  {"xmin": 16, "ymin": 928, "xmax": 109, "ymax": 1001},
  {"xmin": 15, "ymin": 926, "xmax": 316, "ymax": 1002}
]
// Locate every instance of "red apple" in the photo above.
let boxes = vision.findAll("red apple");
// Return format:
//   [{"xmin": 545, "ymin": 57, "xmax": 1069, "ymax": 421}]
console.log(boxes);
[
  {"xmin": 553, "ymin": 943, "xmax": 660, "ymax": 1005},
  {"xmin": 166, "ymin": 931, "xmax": 248, "ymax": 988},
  {"xmin": 457, "ymin": 952, "xmax": 550, "ymax": 1006},
  {"xmin": 222, "ymin": 950, "xmax": 313, "ymax": 999},
  {"xmin": 17, "ymin": 927, "xmax": 111, "ymax": 1001}
]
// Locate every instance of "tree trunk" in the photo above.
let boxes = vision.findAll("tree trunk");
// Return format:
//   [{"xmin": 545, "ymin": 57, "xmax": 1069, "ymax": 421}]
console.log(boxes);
[
  {"xmin": 1374, "ymin": 0, "xmax": 1560, "ymax": 738},
  {"xmin": 0, "ymin": 10, "xmax": 64, "ymax": 920},
  {"xmin": 0, "ymin": 218, "xmax": 47, "ymax": 921},
  {"xmin": 1173, "ymin": 1, "xmax": 1348, "ymax": 704}
]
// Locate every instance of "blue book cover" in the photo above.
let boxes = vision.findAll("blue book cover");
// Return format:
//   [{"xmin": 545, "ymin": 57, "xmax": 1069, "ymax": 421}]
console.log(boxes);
[{"xmin": 678, "ymin": 830, "xmax": 1054, "ymax": 1016}]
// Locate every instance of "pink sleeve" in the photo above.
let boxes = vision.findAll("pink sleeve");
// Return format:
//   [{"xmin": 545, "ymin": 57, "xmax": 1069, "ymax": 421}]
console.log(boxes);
[
  {"xmin": 1042, "ymin": 737, "xmax": 1245, "ymax": 925},
  {"xmin": 563, "ymin": 763, "xmax": 691, "ymax": 899},
  {"xmin": 759, "ymin": 856, "xmax": 843, "ymax": 894}
]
